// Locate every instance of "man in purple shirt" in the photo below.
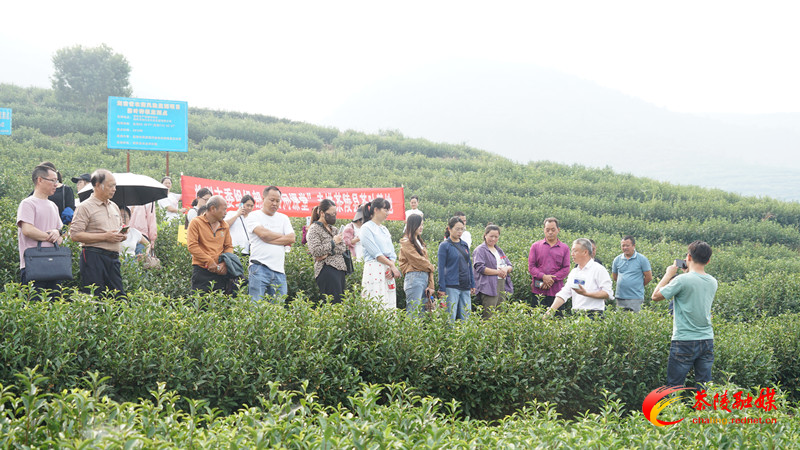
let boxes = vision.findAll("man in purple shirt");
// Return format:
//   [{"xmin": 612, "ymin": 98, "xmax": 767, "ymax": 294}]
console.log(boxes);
[{"xmin": 528, "ymin": 217, "xmax": 571, "ymax": 311}]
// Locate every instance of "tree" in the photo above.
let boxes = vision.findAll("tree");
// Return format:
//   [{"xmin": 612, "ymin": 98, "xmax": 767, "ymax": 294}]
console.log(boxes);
[{"xmin": 51, "ymin": 44, "xmax": 133, "ymax": 111}]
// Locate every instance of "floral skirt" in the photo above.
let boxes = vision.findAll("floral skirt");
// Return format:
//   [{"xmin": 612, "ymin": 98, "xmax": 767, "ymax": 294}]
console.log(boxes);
[{"xmin": 361, "ymin": 259, "xmax": 396, "ymax": 309}]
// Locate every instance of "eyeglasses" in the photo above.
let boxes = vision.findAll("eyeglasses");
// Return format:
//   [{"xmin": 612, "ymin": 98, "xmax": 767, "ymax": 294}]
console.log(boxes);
[{"xmin": 40, "ymin": 177, "xmax": 58, "ymax": 184}]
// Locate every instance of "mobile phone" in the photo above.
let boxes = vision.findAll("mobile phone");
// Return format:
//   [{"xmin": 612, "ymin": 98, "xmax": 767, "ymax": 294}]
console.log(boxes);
[
  {"xmin": 534, "ymin": 279, "xmax": 544, "ymax": 289},
  {"xmin": 120, "ymin": 225, "xmax": 130, "ymax": 233},
  {"xmin": 675, "ymin": 259, "xmax": 687, "ymax": 270}
]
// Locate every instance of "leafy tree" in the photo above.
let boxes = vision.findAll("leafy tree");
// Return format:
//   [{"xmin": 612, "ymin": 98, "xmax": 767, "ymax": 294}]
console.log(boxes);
[{"xmin": 50, "ymin": 44, "xmax": 132, "ymax": 111}]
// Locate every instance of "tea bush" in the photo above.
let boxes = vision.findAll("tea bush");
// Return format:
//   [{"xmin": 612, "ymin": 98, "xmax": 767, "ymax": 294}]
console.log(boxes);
[
  {"xmin": 3, "ymin": 82, "xmax": 800, "ymax": 438},
  {"xmin": 0, "ymin": 369, "xmax": 797, "ymax": 448},
  {"xmin": 0, "ymin": 289, "xmax": 796, "ymax": 421}
]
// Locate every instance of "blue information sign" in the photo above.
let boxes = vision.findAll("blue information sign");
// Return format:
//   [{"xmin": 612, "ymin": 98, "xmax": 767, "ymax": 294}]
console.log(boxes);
[
  {"xmin": 107, "ymin": 96, "xmax": 188, "ymax": 152},
  {"xmin": 0, "ymin": 108, "xmax": 11, "ymax": 135}
]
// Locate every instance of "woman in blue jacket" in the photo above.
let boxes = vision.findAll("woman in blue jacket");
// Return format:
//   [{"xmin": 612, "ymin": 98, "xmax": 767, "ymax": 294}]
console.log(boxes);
[{"xmin": 437, "ymin": 216, "xmax": 475, "ymax": 320}]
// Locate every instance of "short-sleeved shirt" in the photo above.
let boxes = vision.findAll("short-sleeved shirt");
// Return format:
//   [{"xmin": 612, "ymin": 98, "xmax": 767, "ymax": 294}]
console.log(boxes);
[
  {"xmin": 403, "ymin": 208, "xmax": 423, "ymax": 233},
  {"xmin": 16, "ymin": 196, "xmax": 63, "ymax": 269},
  {"xmin": 225, "ymin": 211, "xmax": 251, "ymax": 254},
  {"xmin": 360, "ymin": 220, "xmax": 396, "ymax": 262},
  {"xmin": 157, "ymin": 192, "xmax": 181, "ymax": 221},
  {"xmin": 611, "ymin": 251, "xmax": 652, "ymax": 299},
  {"xmin": 659, "ymin": 272, "xmax": 717, "ymax": 341},
  {"xmin": 405, "ymin": 208, "xmax": 423, "ymax": 219},
  {"xmin": 70, "ymin": 195, "xmax": 123, "ymax": 252},
  {"xmin": 121, "ymin": 227, "xmax": 144, "ymax": 256},
  {"xmin": 461, "ymin": 230, "xmax": 472, "ymax": 249},
  {"xmin": 555, "ymin": 259, "xmax": 614, "ymax": 311},
  {"xmin": 246, "ymin": 210, "xmax": 294, "ymax": 273}
]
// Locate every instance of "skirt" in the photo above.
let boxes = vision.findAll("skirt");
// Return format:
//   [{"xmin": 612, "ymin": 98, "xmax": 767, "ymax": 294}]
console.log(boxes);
[{"xmin": 361, "ymin": 259, "xmax": 396, "ymax": 309}]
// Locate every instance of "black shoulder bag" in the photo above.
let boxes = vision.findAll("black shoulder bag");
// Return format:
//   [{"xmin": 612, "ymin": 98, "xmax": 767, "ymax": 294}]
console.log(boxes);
[{"xmin": 24, "ymin": 241, "xmax": 73, "ymax": 281}]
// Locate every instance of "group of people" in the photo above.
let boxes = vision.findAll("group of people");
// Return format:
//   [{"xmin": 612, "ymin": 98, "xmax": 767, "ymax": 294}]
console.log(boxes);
[
  {"xmin": 185, "ymin": 185, "xmax": 295, "ymax": 300},
  {"xmin": 17, "ymin": 165, "xmax": 128, "ymax": 296},
  {"xmin": 358, "ymin": 206, "xmax": 718, "ymax": 388},
  {"xmin": 16, "ymin": 164, "xmax": 718, "ymax": 388},
  {"xmin": 16, "ymin": 162, "xmax": 191, "ymax": 298}
]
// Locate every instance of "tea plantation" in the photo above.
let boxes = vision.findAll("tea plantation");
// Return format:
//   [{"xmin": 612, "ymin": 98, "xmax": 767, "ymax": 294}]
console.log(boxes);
[{"xmin": 1, "ymin": 84, "xmax": 797, "ymax": 447}]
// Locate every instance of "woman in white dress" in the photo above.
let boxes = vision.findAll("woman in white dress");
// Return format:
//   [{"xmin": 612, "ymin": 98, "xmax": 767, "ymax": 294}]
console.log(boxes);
[{"xmin": 359, "ymin": 198, "xmax": 400, "ymax": 309}]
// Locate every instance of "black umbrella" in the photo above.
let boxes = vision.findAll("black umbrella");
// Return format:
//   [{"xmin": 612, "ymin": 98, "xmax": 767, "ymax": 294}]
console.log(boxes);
[{"xmin": 78, "ymin": 173, "xmax": 168, "ymax": 207}]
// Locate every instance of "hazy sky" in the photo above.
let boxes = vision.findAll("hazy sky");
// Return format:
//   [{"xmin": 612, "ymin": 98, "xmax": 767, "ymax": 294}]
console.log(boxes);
[{"xmin": 2, "ymin": 0, "xmax": 799, "ymax": 127}]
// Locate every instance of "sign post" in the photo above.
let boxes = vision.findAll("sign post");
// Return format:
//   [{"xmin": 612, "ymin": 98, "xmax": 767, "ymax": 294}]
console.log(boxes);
[
  {"xmin": 0, "ymin": 108, "xmax": 11, "ymax": 135},
  {"xmin": 107, "ymin": 97, "xmax": 188, "ymax": 171}
]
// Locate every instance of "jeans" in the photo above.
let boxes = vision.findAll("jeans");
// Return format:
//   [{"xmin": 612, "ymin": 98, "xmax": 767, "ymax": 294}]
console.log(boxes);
[
  {"xmin": 404, "ymin": 271, "xmax": 429, "ymax": 317},
  {"xmin": 445, "ymin": 287, "xmax": 471, "ymax": 321},
  {"xmin": 667, "ymin": 339, "xmax": 714, "ymax": 389},
  {"xmin": 249, "ymin": 263, "xmax": 287, "ymax": 302}
]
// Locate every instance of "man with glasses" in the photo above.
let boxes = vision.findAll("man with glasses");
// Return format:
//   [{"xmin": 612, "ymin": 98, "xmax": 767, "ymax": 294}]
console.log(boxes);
[
  {"xmin": 70, "ymin": 169, "xmax": 127, "ymax": 298},
  {"xmin": 16, "ymin": 164, "xmax": 66, "ymax": 290}
]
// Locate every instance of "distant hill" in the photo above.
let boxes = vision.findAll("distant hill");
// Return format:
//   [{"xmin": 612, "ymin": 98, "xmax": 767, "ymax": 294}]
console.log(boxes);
[{"xmin": 324, "ymin": 60, "xmax": 800, "ymax": 201}]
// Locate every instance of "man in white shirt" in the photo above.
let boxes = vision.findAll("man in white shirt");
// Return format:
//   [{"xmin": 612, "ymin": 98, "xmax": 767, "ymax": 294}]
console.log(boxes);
[
  {"xmin": 403, "ymin": 195, "xmax": 423, "ymax": 233},
  {"xmin": 224, "ymin": 194, "xmax": 255, "ymax": 254},
  {"xmin": 545, "ymin": 238, "xmax": 614, "ymax": 318},
  {"xmin": 246, "ymin": 186, "xmax": 295, "ymax": 302}
]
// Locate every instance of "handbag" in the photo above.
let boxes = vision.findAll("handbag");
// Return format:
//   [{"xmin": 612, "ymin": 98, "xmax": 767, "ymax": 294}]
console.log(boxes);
[
  {"xmin": 343, "ymin": 249, "xmax": 355, "ymax": 275},
  {"xmin": 141, "ymin": 247, "xmax": 161, "ymax": 270},
  {"xmin": 23, "ymin": 241, "xmax": 73, "ymax": 281}
]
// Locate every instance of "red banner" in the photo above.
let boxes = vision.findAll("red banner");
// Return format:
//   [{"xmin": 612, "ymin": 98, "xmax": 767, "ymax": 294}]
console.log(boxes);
[{"xmin": 180, "ymin": 175, "xmax": 405, "ymax": 220}]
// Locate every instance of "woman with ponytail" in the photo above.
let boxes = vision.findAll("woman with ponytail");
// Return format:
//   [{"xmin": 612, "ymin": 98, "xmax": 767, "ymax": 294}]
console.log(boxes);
[
  {"xmin": 398, "ymin": 214, "xmax": 435, "ymax": 316},
  {"xmin": 306, "ymin": 199, "xmax": 348, "ymax": 303},
  {"xmin": 359, "ymin": 197, "xmax": 400, "ymax": 308}
]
